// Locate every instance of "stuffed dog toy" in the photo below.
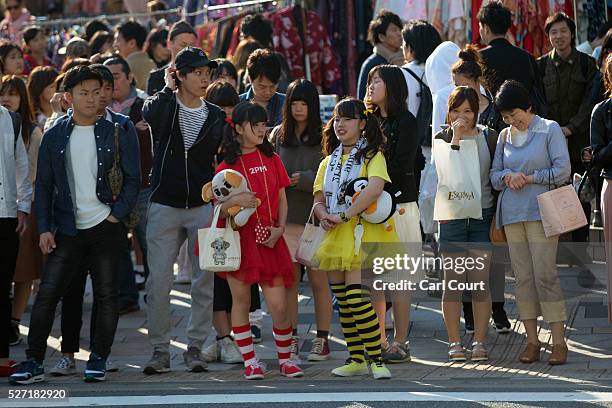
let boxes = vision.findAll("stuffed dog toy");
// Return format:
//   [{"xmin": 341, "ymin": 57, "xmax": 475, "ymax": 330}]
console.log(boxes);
[
  {"xmin": 202, "ymin": 169, "xmax": 260, "ymax": 227},
  {"xmin": 344, "ymin": 177, "xmax": 404, "ymax": 231}
]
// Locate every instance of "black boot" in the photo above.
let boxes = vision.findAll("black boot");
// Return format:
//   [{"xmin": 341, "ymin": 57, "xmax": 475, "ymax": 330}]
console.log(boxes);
[{"xmin": 492, "ymin": 302, "xmax": 511, "ymax": 334}]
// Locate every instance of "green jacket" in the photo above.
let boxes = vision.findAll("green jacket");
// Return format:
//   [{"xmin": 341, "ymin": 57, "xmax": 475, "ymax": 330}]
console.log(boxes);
[{"xmin": 538, "ymin": 48, "xmax": 597, "ymax": 163}]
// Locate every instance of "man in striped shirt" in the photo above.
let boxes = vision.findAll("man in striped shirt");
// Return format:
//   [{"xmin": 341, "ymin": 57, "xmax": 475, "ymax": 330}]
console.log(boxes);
[{"xmin": 142, "ymin": 47, "xmax": 228, "ymax": 375}]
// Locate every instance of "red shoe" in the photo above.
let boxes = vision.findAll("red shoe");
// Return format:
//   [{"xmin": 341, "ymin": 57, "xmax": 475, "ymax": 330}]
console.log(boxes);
[
  {"xmin": 0, "ymin": 360, "xmax": 17, "ymax": 377},
  {"xmin": 280, "ymin": 360, "xmax": 304, "ymax": 378},
  {"xmin": 244, "ymin": 361, "xmax": 264, "ymax": 380}
]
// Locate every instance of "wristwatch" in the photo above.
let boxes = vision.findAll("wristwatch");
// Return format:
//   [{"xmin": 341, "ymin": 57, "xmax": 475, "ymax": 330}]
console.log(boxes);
[{"xmin": 339, "ymin": 212, "xmax": 350, "ymax": 223}]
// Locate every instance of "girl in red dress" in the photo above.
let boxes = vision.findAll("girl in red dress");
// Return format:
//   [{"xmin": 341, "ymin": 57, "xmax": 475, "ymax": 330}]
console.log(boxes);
[{"xmin": 215, "ymin": 101, "xmax": 304, "ymax": 380}]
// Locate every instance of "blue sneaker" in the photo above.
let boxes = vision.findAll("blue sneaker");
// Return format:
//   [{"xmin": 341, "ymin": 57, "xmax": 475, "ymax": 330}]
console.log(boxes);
[
  {"xmin": 251, "ymin": 325, "xmax": 262, "ymax": 344},
  {"xmin": 84, "ymin": 353, "xmax": 106, "ymax": 382},
  {"xmin": 9, "ymin": 359, "xmax": 44, "ymax": 385}
]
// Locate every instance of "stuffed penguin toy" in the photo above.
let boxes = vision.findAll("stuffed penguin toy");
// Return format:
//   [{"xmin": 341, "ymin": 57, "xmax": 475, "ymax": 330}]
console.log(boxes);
[{"xmin": 344, "ymin": 177, "xmax": 404, "ymax": 231}]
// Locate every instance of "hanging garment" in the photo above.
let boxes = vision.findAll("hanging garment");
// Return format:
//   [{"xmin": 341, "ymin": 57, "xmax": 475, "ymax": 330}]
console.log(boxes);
[
  {"xmin": 585, "ymin": 0, "xmax": 607, "ymax": 42},
  {"xmin": 374, "ymin": 0, "xmax": 428, "ymax": 20},
  {"xmin": 271, "ymin": 6, "xmax": 341, "ymax": 93}
]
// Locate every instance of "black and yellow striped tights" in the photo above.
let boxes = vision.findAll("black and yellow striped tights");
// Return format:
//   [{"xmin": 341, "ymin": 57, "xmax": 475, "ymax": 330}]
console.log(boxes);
[{"xmin": 331, "ymin": 282, "xmax": 382, "ymax": 362}]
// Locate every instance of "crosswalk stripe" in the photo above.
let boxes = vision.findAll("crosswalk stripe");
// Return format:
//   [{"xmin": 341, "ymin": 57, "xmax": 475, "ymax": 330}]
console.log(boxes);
[{"xmin": 4, "ymin": 392, "xmax": 612, "ymax": 407}]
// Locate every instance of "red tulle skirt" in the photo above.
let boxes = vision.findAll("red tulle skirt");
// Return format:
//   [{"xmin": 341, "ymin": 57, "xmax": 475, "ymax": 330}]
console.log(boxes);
[{"xmin": 216, "ymin": 217, "xmax": 295, "ymax": 288}]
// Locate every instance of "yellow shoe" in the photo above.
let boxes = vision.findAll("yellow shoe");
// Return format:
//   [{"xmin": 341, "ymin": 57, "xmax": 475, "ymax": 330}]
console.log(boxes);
[
  {"xmin": 331, "ymin": 359, "xmax": 369, "ymax": 377},
  {"xmin": 370, "ymin": 359, "xmax": 391, "ymax": 379}
]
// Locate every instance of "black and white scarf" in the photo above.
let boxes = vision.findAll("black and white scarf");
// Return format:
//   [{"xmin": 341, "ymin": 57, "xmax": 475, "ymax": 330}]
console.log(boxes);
[{"xmin": 323, "ymin": 137, "xmax": 367, "ymax": 214}]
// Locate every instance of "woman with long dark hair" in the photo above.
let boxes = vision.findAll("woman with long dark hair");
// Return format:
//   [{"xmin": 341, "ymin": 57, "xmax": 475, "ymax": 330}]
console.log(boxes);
[
  {"xmin": 366, "ymin": 64, "xmax": 421, "ymax": 363},
  {"xmin": 269, "ymin": 79, "xmax": 331, "ymax": 362},
  {"xmin": 590, "ymin": 53, "xmax": 612, "ymax": 324},
  {"xmin": 0, "ymin": 75, "xmax": 42, "ymax": 349},
  {"xmin": 26, "ymin": 65, "xmax": 58, "ymax": 128}
]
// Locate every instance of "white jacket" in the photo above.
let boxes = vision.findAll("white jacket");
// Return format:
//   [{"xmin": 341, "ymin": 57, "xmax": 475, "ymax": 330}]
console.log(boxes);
[{"xmin": 0, "ymin": 105, "xmax": 31, "ymax": 218}]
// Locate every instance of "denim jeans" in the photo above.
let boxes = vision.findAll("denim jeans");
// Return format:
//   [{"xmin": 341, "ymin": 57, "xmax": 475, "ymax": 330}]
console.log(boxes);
[
  {"xmin": 26, "ymin": 220, "xmax": 121, "ymax": 361},
  {"xmin": 439, "ymin": 207, "xmax": 505, "ymax": 305}
]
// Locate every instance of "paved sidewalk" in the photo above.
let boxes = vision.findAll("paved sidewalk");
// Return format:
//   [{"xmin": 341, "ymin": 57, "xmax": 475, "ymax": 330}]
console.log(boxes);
[{"xmin": 7, "ymin": 263, "xmax": 612, "ymax": 384}]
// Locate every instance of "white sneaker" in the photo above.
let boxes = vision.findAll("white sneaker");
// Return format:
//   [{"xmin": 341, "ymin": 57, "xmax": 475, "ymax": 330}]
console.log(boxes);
[
  {"xmin": 201, "ymin": 341, "xmax": 220, "ymax": 363},
  {"xmin": 220, "ymin": 337, "xmax": 243, "ymax": 364},
  {"xmin": 48, "ymin": 356, "xmax": 76, "ymax": 376},
  {"xmin": 106, "ymin": 359, "xmax": 119, "ymax": 372}
]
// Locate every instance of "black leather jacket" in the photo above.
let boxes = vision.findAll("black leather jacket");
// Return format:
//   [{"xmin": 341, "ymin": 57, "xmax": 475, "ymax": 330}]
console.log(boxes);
[{"xmin": 590, "ymin": 98, "xmax": 612, "ymax": 179}]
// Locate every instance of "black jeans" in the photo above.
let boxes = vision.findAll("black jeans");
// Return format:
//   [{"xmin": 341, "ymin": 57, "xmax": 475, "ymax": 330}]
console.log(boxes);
[
  {"xmin": 59, "ymin": 225, "xmax": 133, "ymax": 354},
  {"xmin": 1, "ymin": 218, "xmax": 19, "ymax": 359},
  {"xmin": 26, "ymin": 220, "xmax": 121, "ymax": 362}
]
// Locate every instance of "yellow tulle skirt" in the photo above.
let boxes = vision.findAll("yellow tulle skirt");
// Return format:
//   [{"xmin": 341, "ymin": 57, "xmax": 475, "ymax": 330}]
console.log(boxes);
[{"xmin": 314, "ymin": 218, "xmax": 399, "ymax": 272}]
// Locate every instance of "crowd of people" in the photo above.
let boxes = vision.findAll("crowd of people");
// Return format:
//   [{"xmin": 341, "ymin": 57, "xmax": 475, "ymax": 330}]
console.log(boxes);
[{"xmin": 0, "ymin": 0, "xmax": 611, "ymax": 385}]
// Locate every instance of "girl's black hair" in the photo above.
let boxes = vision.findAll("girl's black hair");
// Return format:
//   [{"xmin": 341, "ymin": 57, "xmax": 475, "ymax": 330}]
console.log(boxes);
[
  {"xmin": 212, "ymin": 58, "xmax": 238, "ymax": 82},
  {"xmin": 205, "ymin": 81, "xmax": 239, "ymax": 107},
  {"xmin": 322, "ymin": 98, "xmax": 384, "ymax": 162},
  {"xmin": 222, "ymin": 100, "xmax": 275, "ymax": 164},
  {"xmin": 367, "ymin": 65, "xmax": 408, "ymax": 118},
  {"xmin": 280, "ymin": 79, "xmax": 322, "ymax": 147}
]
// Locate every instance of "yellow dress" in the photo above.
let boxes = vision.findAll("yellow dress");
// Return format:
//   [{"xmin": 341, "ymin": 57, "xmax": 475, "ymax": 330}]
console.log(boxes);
[{"xmin": 313, "ymin": 152, "xmax": 399, "ymax": 272}]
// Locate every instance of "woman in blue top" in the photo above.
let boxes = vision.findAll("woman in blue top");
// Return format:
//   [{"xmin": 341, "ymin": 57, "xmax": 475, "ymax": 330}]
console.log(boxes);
[{"xmin": 490, "ymin": 80, "xmax": 571, "ymax": 366}]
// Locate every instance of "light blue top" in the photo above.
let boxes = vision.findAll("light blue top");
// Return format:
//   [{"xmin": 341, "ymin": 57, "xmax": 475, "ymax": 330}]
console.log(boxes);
[{"xmin": 490, "ymin": 115, "xmax": 571, "ymax": 228}]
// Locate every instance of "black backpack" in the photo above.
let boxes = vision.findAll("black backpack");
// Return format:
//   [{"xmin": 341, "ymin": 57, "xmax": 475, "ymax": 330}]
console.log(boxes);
[{"xmin": 402, "ymin": 67, "xmax": 433, "ymax": 147}]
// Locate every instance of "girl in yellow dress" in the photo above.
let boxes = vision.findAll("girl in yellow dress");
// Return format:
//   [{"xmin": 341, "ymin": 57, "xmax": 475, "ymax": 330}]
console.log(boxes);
[{"xmin": 312, "ymin": 97, "xmax": 398, "ymax": 379}]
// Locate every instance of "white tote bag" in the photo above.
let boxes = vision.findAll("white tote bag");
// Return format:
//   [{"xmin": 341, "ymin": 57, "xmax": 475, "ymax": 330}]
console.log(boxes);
[
  {"xmin": 295, "ymin": 204, "xmax": 326, "ymax": 268},
  {"xmin": 198, "ymin": 206, "xmax": 241, "ymax": 272},
  {"xmin": 433, "ymin": 138, "xmax": 482, "ymax": 221}
]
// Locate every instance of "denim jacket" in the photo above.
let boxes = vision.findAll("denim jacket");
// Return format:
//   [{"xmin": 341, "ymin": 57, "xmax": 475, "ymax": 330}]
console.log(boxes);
[{"xmin": 35, "ymin": 112, "xmax": 141, "ymax": 236}]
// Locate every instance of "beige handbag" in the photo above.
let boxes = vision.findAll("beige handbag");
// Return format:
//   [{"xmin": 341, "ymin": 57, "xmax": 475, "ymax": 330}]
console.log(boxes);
[
  {"xmin": 295, "ymin": 203, "xmax": 326, "ymax": 268},
  {"xmin": 537, "ymin": 169, "xmax": 588, "ymax": 238},
  {"xmin": 198, "ymin": 206, "xmax": 241, "ymax": 272}
]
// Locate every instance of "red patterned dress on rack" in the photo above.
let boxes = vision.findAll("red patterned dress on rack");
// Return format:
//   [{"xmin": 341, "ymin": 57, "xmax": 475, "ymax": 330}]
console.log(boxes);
[
  {"xmin": 215, "ymin": 150, "xmax": 294, "ymax": 288},
  {"xmin": 270, "ymin": 6, "xmax": 341, "ymax": 93}
]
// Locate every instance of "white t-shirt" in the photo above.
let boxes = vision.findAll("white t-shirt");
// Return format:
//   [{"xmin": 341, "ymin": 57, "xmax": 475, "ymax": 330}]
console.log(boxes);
[
  {"xmin": 68, "ymin": 125, "xmax": 111, "ymax": 229},
  {"xmin": 511, "ymin": 128, "xmax": 529, "ymax": 147},
  {"xmin": 177, "ymin": 97, "xmax": 208, "ymax": 150}
]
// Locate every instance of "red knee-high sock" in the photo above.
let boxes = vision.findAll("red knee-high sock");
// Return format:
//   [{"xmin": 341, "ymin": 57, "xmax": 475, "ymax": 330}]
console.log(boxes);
[
  {"xmin": 273, "ymin": 326, "xmax": 292, "ymax": 365},
  {"xmin": 233, "ymin": 324, "xmax": 256, "ymax": 367}
]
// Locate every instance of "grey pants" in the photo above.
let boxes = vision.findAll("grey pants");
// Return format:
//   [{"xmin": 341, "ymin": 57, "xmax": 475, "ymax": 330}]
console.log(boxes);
[{"xmin": 145, "ymin": 202, "xmax": 214, "ymax": 353}]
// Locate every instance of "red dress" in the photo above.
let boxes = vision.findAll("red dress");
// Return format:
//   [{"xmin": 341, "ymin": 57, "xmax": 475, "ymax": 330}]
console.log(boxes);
[{"xmin": 215, "ymin": 150, "xmax": 295, "ymax": 288}]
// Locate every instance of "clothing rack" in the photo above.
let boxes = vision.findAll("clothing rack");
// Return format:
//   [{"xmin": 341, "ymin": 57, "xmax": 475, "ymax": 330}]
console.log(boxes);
[{"xmin": 35, "ymin": 0, "xmax": 277, "ymax": 27}]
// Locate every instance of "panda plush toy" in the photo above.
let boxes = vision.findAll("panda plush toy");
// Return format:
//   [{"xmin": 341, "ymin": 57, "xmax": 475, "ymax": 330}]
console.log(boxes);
[{"xmin": 344, "ymin": 177, "xmax": 404, "ymax": 231}]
